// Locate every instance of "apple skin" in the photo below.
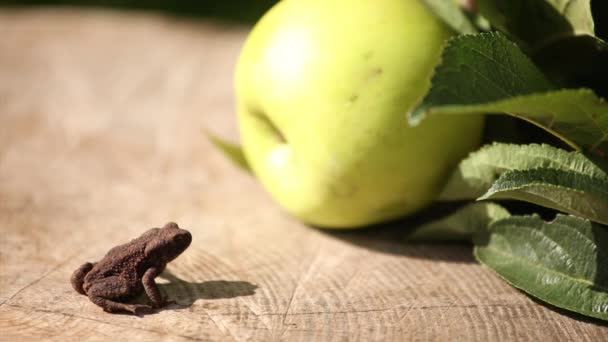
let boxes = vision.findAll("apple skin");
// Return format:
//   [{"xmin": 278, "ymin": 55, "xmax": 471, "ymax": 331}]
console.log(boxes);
[{"xmin": 236, "ymin": 0, "xmax": 484, "ymax": 228}]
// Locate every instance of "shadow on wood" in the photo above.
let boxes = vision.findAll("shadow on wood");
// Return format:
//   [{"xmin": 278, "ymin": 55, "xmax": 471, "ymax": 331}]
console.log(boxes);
[
  {"xmin": 527, "ymin": 296, "xmax": 608, "ymax": 327},
  {"xmin": 317, "ymin": 201, "xmax": 476, "ymax": 263},
  {"xmin": 123, "ymin": 272, "xmax": 258, "ymax": 316},
  {"xmin": 159, "ymin": 272, "xmax": 258, "ymax": 305}
]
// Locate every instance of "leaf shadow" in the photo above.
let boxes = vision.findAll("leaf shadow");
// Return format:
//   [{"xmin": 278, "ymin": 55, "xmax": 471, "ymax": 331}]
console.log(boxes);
[
  {"xmin": 592, "ymin": 224, "xmax": 608, "ymax": 311},
  {"xmin": 585, "ymin": 152, "xmax": 608, "ymax": 174},
  {"xmin": 492, "ymin": 0, "xmax": 576, "ymax": 50},
  {"xmin": 526, "ymin": 295, "xmax": 608, "ymax": 327},
  {"xmin": 316, "ymin": 201, "xmax": 476, "ymax": 264},
  {"xmin": 129, "ymin": 272, "xmax": 258, "ymax": 315}
]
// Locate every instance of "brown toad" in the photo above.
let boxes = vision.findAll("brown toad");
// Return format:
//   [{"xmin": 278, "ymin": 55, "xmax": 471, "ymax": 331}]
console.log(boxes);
[{"xmin": 71, "ymin": 222, "xmax": 192, "ymax": 314}]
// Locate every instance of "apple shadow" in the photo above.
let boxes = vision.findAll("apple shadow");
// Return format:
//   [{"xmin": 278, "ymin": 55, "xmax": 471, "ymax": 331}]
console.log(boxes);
[
  {"xmin": 316, "ymin": 201, "xmax": 477, "ymax": 263},
  {"xmin": 317, "ymin": 192, "xmax": 577, "ymax": 263}
]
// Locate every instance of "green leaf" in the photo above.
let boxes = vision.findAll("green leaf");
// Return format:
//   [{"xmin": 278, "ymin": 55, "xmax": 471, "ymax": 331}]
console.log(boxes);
[
  {"xmin": 410, "ymin": 32, "xmax": 608, "ymax": 155},
  {"xmin": 474, "ymin": 214, "xmax": 608, "ymax": 321},
  {"xmin": 417, "ymin": 89, "xmax": 608, "ymax": 153},
  {"xmin": 205, "ymin": 131, "xmax": 251, "ymax": 171},
  {"xmin": 421, "ymin": 0, "xmax": 477, "ymax": 34},
  {"xmin": 470, "ymin": 2, "xmax": 608, "ymax": 99},
  {"xmin": 477, "ymin": 0, "xmax": 595, "ymax": 49},
  {"xmin": 480, "ymin": 168, "xmax": 608, "ymax": 225},
  {"xmin": 440, "ymin": 143, "xmax": 608, "ymax": 200},
  {"xmin": 405, "ymin": 202, "xmax": 510, "ymax": 242},
  {"xmin": 410, "ymin": 32, "xmax": 555, "ymax": 125}
]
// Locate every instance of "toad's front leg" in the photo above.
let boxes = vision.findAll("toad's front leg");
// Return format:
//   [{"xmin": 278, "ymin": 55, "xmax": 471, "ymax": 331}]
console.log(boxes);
[{"xmin": 142, "ymin": 265, "xmax": 173, "ymax": 308}]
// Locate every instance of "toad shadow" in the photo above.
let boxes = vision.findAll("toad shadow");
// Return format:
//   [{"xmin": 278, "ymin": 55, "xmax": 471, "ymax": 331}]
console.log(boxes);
[
  {"xmin": 161, "ymin": 272, "xmax": 258, "ymax": 304},
  {"xmin": 131, "ymin": 272, "xmax": 258, "ymax": 313}
]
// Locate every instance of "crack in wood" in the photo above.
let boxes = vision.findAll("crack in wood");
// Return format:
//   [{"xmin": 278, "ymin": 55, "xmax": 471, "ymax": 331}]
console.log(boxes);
[
  {"xmin": 236, "ymin": 298, "xmax": 273, "ymax": 332},
  {"xmin": 212, "ymin": 302, "xmax": 541, "ymax": 318},
  {"xmin": 279, "ymin": 241, "xmax": 324, "ymax": 338},
  {"xmin": 4, "ymin": 303, "xmax": 206, "ymax": 341},
  {"xmin": 200, "ymin": 307, "xmax": 236, "ymax": 342},
  {"xmin": 0, "ymin": 248, "xmax": 84, "ymax": 307}
]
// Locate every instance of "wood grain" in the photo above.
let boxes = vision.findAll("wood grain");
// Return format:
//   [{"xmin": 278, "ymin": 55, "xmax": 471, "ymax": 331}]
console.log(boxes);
[{"xmin": 0, "ymin": 8, "xmax": 606, "ymax": 341}]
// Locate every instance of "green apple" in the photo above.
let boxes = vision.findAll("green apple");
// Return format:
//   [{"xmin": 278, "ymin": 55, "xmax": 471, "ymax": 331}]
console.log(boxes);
[{"xmin": 235, "ymin": 0, "xmax": 484, "ymax": 228}]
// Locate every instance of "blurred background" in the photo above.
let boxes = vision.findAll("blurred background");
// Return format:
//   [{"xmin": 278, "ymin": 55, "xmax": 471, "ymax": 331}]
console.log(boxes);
[
  {"xmin": 1, "ymin": 1, "xmax": 606, "ymax": 35},
  {"xmin": 0, "ymin": 0, "xmax": 279, "ymax": 23}
]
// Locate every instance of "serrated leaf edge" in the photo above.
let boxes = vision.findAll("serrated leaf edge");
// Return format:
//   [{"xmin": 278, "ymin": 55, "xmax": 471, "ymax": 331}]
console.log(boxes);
[{"xmin": 474, "ymin": 214, "xmax": 608, "ymax": 321}]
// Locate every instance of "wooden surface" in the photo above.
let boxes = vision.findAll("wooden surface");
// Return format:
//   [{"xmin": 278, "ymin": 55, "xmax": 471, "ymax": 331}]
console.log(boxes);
[{"xmin": 0, "ymin": 9, "xmax": 606, "ymax": 341}]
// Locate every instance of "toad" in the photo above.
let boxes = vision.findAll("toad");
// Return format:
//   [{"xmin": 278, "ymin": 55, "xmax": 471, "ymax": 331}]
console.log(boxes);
[{"xmin": 71, "ymin": 222, "xmax": 192, "ymax": 314}]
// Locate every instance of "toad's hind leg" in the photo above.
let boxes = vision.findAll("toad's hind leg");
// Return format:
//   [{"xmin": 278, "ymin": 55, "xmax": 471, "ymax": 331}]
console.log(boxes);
[
  {"xmin": 71, "ymin": 262, "xmax": 95, "ymax": 295},
  {"xmin": 86, "ymin": 276, "xmax": 152, "ymax": 314}
]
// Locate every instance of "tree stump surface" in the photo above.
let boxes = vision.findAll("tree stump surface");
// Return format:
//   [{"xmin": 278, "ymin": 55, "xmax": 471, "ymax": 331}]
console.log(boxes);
[{"xmin": 0, "ymin": 8, "xmax": 606, "ymax": 341}]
